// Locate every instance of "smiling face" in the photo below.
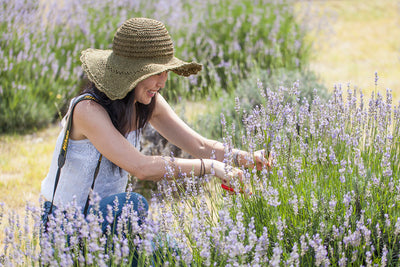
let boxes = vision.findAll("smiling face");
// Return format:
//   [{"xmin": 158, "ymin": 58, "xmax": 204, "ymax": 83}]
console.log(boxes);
[{"xmin": 134, "ymin": 71, "xmax": 168, "ymax": 105}]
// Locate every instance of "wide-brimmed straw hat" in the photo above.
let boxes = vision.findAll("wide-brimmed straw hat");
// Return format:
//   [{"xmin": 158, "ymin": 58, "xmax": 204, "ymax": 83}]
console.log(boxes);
[{"xmin": 80, "ymin": 17, "xmax": 202, "ymax": 100}]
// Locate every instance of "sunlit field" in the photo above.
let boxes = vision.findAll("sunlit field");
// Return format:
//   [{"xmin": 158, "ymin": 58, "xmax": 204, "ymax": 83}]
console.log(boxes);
[{"xmin": 299, "ymin": 0, "xmax": 400, "ymax": 102}]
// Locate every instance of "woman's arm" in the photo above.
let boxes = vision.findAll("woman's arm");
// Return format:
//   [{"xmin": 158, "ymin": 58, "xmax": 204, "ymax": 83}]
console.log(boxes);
[
  {"xmin": 150, "ymin": 94, "xmax": 272, "ymax": 170},
  {"xmin": 149, "ymin": 94, "xmax": 225, "ymax": 160},
  {"xmin": 71, "ymin": 99, "xmax": 239, "ymax": 184}
]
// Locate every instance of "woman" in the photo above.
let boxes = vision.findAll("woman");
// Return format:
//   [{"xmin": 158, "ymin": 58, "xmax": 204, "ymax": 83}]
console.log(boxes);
[{"xmin": 41, "ymin": 17, "xmax": 270, "ymax": 235}]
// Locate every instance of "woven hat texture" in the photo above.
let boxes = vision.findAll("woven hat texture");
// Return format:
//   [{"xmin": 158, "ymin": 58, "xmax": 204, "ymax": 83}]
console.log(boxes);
[{"xmin": 80, "ymin": 18, "xmax": 202, "ymax": 100}]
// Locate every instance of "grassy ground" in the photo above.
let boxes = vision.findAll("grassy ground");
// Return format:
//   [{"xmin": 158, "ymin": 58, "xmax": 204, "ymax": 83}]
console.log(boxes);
[
  {"xmin": 0, "ymin": 125, "xmax": 59, "ymax": 214},
  {"xmin": 298, "ymin": 0, "xmax": 400, "ymax": 102},
  {"xmin": 1, "ymin": 0, "xmax": 399, "ymax": 214}
]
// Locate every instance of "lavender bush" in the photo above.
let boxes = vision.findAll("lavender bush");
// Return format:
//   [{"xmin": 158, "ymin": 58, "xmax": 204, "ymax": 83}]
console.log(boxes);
[
  {"xmin": 1, "ymin": 81, "xmax": 399, "ymax": 266},
  {"xmin": 0, "ymin": 0, "xmax": 310, "ymax": 133},
  {"xmin": 192, "ymin": 68, "xmax": 329, "ymax": 143}
]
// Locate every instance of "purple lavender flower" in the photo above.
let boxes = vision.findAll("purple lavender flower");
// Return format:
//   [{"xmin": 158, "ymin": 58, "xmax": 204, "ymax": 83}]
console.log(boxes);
[
  {"xmin": 308, "ymin": 234, "xmax": 329, "ymax": 266},
  {"xmin": 269, "ymin": 243, "xmax": 282, "ymax": 267}
]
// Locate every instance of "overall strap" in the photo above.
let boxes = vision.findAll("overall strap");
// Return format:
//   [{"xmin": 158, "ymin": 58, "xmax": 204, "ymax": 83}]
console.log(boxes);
[
  {"xmin": 83, "ymin": 154, "xmax": 102, "ymax": 215},
  {"xmin": 48, "ymin": 94, "xmax": 102, "ymax": 217}
]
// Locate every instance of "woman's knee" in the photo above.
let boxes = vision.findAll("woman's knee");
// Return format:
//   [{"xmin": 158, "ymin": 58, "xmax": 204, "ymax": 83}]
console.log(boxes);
[
  {"xmin": 98, "ymin": 192, "xmax": 148, "ymax": 232},
  {"xmin": 98, "ymin": 192, "xmax": 148, "ymax": 214}
]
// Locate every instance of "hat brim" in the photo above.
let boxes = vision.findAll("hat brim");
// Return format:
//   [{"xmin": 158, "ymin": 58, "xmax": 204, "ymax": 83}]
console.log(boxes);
[{"xmin": 80, "ymin": 48, "xmax": 202, "ymax": 100}]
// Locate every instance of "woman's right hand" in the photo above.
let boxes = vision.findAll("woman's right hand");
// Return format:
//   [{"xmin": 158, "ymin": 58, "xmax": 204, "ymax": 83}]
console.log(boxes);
[{"xmin": 212, "ymin": 161, "xmax": 243, "ymax": 187}]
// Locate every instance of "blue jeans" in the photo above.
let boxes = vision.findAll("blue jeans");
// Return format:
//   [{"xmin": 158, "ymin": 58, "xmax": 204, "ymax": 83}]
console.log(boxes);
[
  {"xmin": 42, "ymin": 192, "xmax": 148, "ymax": 233},
  {"xmin": 94, "ymin": 192, "xmax": 149, "ymax": 234},
  {"xmin": 42, "ymin": 192, "xmax": 148, "ymax": 266}
]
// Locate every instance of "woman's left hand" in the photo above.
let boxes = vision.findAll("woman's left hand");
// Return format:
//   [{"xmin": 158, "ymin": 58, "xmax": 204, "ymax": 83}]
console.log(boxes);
[
  {"xmin": 253, "ymin": 150, "xmax": 273, "ymax": 171},
  {"xmin": 234, "ymin": 149, "xmax": 273, "ymax": 171}
]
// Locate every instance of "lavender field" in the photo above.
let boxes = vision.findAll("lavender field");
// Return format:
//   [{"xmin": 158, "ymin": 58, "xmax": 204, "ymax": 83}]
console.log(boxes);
[
  {"xmin": 1, "ymin": 0, "xmax": 400, "ymax": 266},
  {"xmin": 2, "ymin": 81, "xmax": 400, "ymax": 266}
]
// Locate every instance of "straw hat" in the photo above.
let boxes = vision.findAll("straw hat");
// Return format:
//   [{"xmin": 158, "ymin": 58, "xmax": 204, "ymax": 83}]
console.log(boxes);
[{"xmin": 80, "ymin": 18, "xmax": 202, "ymax": 100}]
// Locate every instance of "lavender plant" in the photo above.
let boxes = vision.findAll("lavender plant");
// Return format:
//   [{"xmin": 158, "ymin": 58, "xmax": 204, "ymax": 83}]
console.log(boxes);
[
  {"xmin": 1, "ymin": 81, "xmax": 399, "ymax": 266},
  {"xmin": 1, "ymin": 0, "xmax": 310, "ymax": 133},
  {"xmin": 193, "ymin": 68, "xmax": 329, "ymax": 143}
]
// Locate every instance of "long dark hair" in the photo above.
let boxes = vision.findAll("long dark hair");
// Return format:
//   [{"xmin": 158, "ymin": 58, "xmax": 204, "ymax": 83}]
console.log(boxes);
[{"xmin": 81, "ymin": 82, "xmax": 156, "ymax": 136}]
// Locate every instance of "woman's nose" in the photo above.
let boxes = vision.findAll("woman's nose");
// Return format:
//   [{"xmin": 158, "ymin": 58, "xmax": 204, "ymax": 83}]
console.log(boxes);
[{"xmin": 157, "ymin": 72, "xmax": 168, "ymax": 88}]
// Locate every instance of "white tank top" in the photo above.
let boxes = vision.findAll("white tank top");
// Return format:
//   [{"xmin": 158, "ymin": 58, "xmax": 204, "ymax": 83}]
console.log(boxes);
[{"xmin": 40, "ymin": 97, "xmax": 140, "ymax": 208}]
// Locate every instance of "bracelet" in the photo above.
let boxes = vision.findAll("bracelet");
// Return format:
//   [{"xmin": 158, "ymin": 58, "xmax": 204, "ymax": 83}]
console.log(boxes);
[
  {"xmin": 233, "ymin": 150, "xmax": 240, "ymax": 167},
  {"xmin": 199, "ymin": 158, "xmax": 205, "ymax": 178}
]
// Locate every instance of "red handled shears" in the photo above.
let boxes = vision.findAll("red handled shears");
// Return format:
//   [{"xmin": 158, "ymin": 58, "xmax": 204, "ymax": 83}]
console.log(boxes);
[{"xmin": 221, "ymin": 184, "xmax": 251, "ymax": 195}]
